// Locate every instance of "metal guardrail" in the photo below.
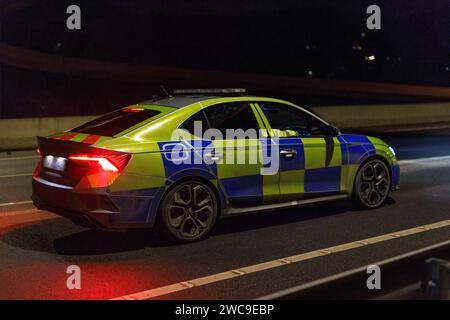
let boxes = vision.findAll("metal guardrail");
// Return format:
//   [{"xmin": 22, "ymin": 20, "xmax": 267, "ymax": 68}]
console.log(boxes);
[
  {"xmin": 258, "ymin": 240, "xmax": 450, "ymax": 300},
  {"xmin": 423, "ymin": 258, "xmax": 450, "ymax": 299}
]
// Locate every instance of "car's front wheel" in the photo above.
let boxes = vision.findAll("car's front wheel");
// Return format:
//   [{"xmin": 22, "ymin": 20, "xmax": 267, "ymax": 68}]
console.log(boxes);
[
  {"xmin": 159, "ymin": 180, "xmax": 218, "ymax": 243},
  {"xmin": 354, "ymin": 159, "xmax": 391, "ymax": 209}
]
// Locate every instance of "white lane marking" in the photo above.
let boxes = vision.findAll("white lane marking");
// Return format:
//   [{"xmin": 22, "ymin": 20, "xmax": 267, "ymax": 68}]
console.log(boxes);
[
  {"xmin": 398, "ymin": 155, "xmax": 450, "ymax": 165},
  {"xmin": 0, "ymin": 155, "xmax": 39, "ymax": 161},
  {"xmin": 0, "ymin": 200, "xmax": 33, "ymax": 207},
  {"xmin": 0, "ymin": 200, "xmax": 33, "ymax": 208},
  {"xmin": 260, "ymin": 239, "xmax": 450, "ymax": 300},
  {"xmin": 0, "ymin": 209, "xmax": 40, "ymax": 217},
  {"xmin": 0, "ymin": 173, "xmax": 33, "ymax": 178},
  {"xmin": 111, "ymin": 219, "xmax": 450, "ymax": 300}
]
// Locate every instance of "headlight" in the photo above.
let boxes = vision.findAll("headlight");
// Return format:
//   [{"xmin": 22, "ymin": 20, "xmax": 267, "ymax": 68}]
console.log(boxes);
[{"xmin": 389, "ymin": 146, "xmax": 396, "ymax": 157}]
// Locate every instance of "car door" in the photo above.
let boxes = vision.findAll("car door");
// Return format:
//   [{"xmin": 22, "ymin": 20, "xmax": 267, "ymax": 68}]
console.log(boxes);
[
  {"xmin": 201, "ymin": 101, "xmax": 280, "ymax": 207},
  {"xmin": 255, "ymin": 101, "xmax": 344, "ymax": 201}
]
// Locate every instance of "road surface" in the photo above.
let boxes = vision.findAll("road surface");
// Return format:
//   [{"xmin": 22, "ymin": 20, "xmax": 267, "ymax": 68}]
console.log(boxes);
[{"xmin": 0, "ymin": 128, "xmax": 449, "ymax": 299}]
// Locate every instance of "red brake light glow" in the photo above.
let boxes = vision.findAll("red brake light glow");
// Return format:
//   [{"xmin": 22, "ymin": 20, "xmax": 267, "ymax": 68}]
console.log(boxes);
[
  {"xmin": 69, "ymin": 154, "xmax": 130, "ymax": 172},
  {"xmin": 124, "ymin": 108, "xmax": 144, "ymax": 113}
]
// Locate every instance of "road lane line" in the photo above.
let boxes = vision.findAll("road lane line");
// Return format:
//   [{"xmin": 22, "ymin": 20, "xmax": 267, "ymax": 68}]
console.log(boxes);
[
  {"xmin": 0, "ymin": 155, "xmax": 39, "ymax": 161},
  {"xmin": 0, "ymin": 209, "xmax": 40, "ymax": 217},
  {"xmin": 0, "ymin": 210, "xmax": 58, "ymax": 230},
  {"xmin": 398, "ymin": 155, "xmax": 450, "ymax": 165},
  {"xmin": 111, "ymin": 219, "xmax": 450, "ymax": 300},
  {"xmin": 0, "ymin": 173, "xmax": 32, "ymax": 178},
  {"xmin": 260, "ymin": 240, "xmax": 450, "ymax": 300},
  {"xmin": 0, "ymin": 200, "xmax": 33, "ymax": 207}
]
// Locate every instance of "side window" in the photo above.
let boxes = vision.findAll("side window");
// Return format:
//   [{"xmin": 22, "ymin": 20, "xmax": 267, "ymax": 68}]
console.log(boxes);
[
  {"xmin": 179, "ymin": 110, "xmax": 209, "ymax": 137},
  {"xmin": 203, "ymin": 102, "xmax": 260, "ymax": 137},
  {"xmin": 258, "ymin": 102, "xmax": 326, "ymax": 138}
]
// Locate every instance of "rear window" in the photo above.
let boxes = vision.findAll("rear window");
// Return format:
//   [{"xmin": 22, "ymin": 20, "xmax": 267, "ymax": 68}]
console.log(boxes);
[{"xmin": 71, "ymin": 108, "xmax": 162, "ymax": 136}]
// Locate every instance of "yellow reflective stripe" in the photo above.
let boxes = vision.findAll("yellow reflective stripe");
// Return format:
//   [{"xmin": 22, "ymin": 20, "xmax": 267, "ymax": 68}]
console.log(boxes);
[
  {"xmin": 249, "ymin": 103, "xmax": 269, "ymax": 138},
  {"xmin": 253, "ymin": 103, "xmax": 274, "ymax": 137},
  {"xmin": 70, "ymin": 133, "xmax": 89, "ymax": 142}
]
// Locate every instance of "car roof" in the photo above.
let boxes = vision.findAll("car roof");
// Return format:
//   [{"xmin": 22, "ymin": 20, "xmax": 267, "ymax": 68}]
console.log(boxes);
[
  {"xmin": 141, "ymin": 95, "xmax": 291, "ymax": 109},
  {"xmin": 139, "ymin": 95, "xmax": 330, "ymax": 126},
  {"xmin": 140, "ymin": 95, "xmax": 227, "ymax": 108}
]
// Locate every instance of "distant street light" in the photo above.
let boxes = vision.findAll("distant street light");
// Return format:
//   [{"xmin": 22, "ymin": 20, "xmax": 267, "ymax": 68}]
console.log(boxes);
[{"xmin": 365, "ymin": 55, "xmax": 376, "ymax": 61}]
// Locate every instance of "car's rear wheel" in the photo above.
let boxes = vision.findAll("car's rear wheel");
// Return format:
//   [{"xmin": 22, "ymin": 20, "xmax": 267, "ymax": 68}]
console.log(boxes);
[
  {"xmin": 354, "ymin": 159, "xmax": 391, "ymax": 209},
  {"xmin": 159, "ymin": 180, "xmax": 218, "ymax": 243}
]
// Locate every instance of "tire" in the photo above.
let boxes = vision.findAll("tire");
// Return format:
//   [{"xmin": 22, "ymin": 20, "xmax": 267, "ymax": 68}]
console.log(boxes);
[
  {"xmin": 158, "ymin": 180, "xmax": 219, "ymax": 243},
  {"xmin": 353, "ymin": 158, "xmax": 391, "ymax": 209}
]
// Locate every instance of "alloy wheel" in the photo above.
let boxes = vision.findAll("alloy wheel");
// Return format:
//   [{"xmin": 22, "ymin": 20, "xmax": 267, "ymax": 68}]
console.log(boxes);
[
  {"xmin": 356, "ymin": 160, "xmax": 390, "ymax": 208},
  {"xmin": 165, "ymin": 182, "xmax": 216, "ymax": 240}
]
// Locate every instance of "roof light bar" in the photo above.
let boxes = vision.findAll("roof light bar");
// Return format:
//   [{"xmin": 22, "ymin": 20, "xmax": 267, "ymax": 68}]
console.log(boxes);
[{"xmin": 173, "ymin": 88, "xmax": 246, "ymax": 95}]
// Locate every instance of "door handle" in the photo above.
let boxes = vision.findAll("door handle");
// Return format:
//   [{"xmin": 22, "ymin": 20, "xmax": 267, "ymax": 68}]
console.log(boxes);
[
  {"xmin": 280, "ymin": 149, "xmax": 297, "ymax": 159},
  {"xmin": 204, "ymin": 153, "xmax": 222, "ymax": 162}
]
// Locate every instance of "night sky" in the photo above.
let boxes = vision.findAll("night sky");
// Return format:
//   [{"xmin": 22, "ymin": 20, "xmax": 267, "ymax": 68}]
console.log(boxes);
[
  {"xmin": 1, "ymin": 0, "xmax": 450, "ymax": 117},
  {"xmin": 3, "ymin": 0, "xmax": 450, "ymax": 85}
]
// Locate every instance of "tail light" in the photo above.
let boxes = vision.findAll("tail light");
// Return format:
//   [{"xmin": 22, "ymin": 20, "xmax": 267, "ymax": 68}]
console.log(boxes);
[
  {"xmin": 33, "ymin": 158, "xmax": 42, "ymax": 177},
  {"xmin": 33, "ymin": 148, "xmax": 42, "ymax": 177},
  {"xmin": 69, "ymin": 154, "xmax": 131, "ymax": 172}
]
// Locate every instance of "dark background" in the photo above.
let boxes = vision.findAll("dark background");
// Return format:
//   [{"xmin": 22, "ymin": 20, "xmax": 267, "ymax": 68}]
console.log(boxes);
[{"xmin": 1, "ymin": 0, "xmax": 450, "ymax": 118}]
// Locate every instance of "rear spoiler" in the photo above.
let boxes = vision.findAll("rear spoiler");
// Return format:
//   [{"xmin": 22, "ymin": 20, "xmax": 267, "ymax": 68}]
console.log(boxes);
[{"xmin": 37, "ymin": 136, "xmax": 119, "ymax": 157}]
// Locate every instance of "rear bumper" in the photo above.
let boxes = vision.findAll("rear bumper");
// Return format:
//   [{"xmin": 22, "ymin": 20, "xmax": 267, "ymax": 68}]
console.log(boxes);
[
  {"xmin": 32, "ymin": 177, "xmax": 153, "ymax": 230},
  {"xmin": 32, "ymin": 199, "xmax": 105, "ymax": 229}
]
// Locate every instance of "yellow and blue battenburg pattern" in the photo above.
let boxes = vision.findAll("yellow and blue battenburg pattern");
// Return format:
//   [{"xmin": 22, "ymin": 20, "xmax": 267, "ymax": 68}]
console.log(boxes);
[
  {"xmin": 113, "ymin": 132, "xmax": 398, "ymax": 223},
  {"xmin": 38, "ymin": 96, "xmax": 400, "ymax": 227}
]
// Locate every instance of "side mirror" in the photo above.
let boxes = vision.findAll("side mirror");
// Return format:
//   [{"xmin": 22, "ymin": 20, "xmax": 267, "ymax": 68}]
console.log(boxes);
[{"xmin": 325, "ymin": 125, "xmax": 340, "ymax": 137}]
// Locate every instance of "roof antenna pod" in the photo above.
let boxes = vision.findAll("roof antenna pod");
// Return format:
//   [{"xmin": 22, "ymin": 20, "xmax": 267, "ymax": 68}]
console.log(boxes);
[{"xmin": 160, "ymin": 85, "xmax": 173, "ymax": 98}]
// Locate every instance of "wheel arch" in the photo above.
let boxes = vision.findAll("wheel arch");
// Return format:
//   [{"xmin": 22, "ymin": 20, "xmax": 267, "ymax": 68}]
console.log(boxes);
[
  {"xmin": 156, "ymin": 175, "xmax": 224, "ymax": 223},
  {"xmin": 353, "ymin": 154, "xmax": 393, "ymax": 193}
]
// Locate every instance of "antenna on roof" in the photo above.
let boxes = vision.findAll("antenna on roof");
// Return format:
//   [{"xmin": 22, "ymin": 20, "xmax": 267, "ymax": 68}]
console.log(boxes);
[{"xmin": 160, "ymin": 85, "xmax": 172, "ymax": 98}]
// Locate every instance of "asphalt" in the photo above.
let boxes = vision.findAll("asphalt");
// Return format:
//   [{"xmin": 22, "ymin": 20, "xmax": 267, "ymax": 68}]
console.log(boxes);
[{"xmin": 0, "ymin": 128, "xmax": 449, "ymax": 299}]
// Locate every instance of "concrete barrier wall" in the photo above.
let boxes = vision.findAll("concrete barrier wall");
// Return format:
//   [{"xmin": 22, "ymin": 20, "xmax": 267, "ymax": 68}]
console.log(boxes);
[
  {"xmin": 0, "ymin": 115, "xmax": 96, "ymax": 150},
  {"xmin": 311, "ymin": 102, "xmax": 450, "ymax": 129},
  {"xmin": 1, "ymin": 102, "xmax": 450, "ymax": 150}
]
